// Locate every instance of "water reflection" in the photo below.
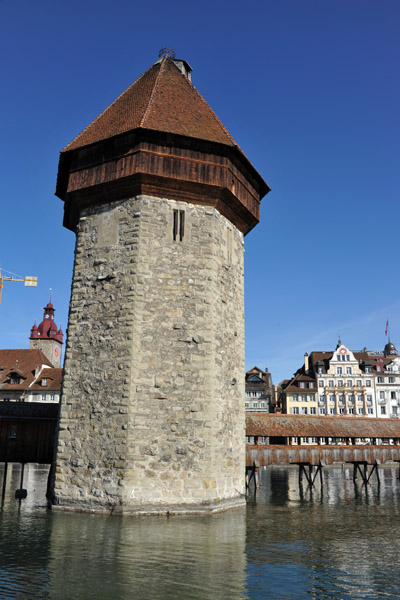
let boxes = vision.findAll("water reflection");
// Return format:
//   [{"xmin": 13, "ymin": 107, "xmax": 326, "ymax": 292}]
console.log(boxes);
[
  {"xmin": 246, "ymin": 466, "xmax": 400, "ymax": 599},
  {"xmin": 48, "ymin": 510, "xmax": 248, "ymax": 600},
  {"xmin": 1, "ymin": 463, "xmax": 400, "ymax": 599}
]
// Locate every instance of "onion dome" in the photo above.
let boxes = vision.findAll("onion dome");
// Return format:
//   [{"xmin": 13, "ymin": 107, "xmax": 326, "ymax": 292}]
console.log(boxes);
[
  {"xmin": 30, "ymin": 299, "xmax": 63, "ymax": 344},
  {"xmin": 384, "ymin": 342, "xmax": 398, "ymax": 356}
]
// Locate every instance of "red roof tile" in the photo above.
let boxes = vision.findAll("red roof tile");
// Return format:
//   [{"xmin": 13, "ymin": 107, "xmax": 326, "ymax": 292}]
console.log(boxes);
[
  {"xmin": 29, "ymin": 367, "xmax": 63, "ymax": 391},
  {"xmin": 246, "ymin": 413, "xmax": 400, "ymax": 438},
  {"xmin": 0, "ymin": 349, "xmax": 58, "ymax": 391},
  {"xmin": 63, "ymin": 56, "xmax": 238, "ymax": 152}
]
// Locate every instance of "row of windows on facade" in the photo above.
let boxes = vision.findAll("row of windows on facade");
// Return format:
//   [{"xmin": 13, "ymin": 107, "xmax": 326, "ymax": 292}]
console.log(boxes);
[
  {"xmin": 318, "ymin": 365, "xmax": 399, "ymax": 375},
  {"xmin": 321, "ymin": 378, "xmax": 372, "ymax": 387},
  {"xmin": 292, "ymin": 375, "xmax": 396, "ymax": 387},
  {"xmin": 3, "ymin": 394, "xmax": 59, "ymax": 402},
  {"xmin": 245, "ymin": 401, "xmax": 267, "ymax": 408},
  {"xmin": 321, "ymin": 373, "xmax": 399, "ymax": 382},
  {"xmin": 320, "ymin": 394, "xmax": 373, "ymax": 402},
  {"xmin": 291, "ymin": 406, "xmax": 375, "ymax": 415},
  {"xmin": 9, "ymin": 376, "xmax": 50, "ymax": 386},
  {"xmin": 319, "ymin": 391, "xmax": 399, "ymax": 400},
  {"xmin": 291, "ymin": 405, "xmax": 399, "ymax": 415},
  {"xmin": 292, "ymin": 392, "xmax": 399, "ymax": 402},
  {"xmin": 290, "ymin": 393, "xmax": 375, "ymax": 402}
]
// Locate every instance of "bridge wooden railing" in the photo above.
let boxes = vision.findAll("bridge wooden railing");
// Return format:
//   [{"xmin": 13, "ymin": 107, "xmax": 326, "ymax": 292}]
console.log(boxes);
[{"xmin": 246, "ymin": 444, "xmax": 400, "ymax": 467}]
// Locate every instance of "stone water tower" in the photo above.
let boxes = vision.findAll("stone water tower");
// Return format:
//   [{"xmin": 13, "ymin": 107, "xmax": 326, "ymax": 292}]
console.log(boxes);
[{"xmin": 52, "ymin": 52, "xmax": 269, "ymax": 513}]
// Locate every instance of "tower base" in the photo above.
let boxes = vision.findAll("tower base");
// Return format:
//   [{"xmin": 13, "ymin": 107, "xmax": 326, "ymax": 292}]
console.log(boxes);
[{"xmin": 51, "ymin": 495, "xmax": 246, "ymax": 516}]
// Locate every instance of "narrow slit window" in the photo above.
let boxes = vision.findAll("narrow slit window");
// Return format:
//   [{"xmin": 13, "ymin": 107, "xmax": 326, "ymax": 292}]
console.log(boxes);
[
  {"xmin": 173, "ymin": 210, "xmax": 185, "ymax": 242},
  {"xmin": 227, "ymin": 228, "xmax": 232, "ymax": 262}
]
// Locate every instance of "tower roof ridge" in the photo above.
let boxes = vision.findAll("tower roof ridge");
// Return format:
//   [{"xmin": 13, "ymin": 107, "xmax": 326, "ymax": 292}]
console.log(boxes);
[{"xmin": 139, "ymin": 56, "xmax": 165, "ymax": 127}]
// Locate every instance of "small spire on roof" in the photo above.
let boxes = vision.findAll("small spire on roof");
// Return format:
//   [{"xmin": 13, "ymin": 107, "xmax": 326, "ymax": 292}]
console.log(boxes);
[
  {"xmin": 159, "ymin": 47, "xmax": 175, "ymax": 59},
  {"xmin": 336, "ymin": 332, "xmax": 342, "ymax": 349}
]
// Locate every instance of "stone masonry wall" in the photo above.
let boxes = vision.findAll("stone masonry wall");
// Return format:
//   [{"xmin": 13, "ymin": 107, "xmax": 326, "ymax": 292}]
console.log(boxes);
[{"xmin": 53, "ymin": 195, "xmax": 246, "ymax": 512}]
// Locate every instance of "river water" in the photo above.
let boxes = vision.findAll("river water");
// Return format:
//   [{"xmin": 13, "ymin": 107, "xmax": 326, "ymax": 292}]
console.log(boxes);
[{"xmin": 1, "ymin": 463, "xmax": 400, "ymax": 599}]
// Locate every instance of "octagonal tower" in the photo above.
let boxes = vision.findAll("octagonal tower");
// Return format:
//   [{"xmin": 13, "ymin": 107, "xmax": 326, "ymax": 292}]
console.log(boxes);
[{"xmin": 52, "ymin": 54, "xmax": 269, "ymax": 514}]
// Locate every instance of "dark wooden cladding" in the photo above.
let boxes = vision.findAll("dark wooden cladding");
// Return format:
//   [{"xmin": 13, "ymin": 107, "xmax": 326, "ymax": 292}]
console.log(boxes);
[
  {"xmin": 0, "ymin": 419, "xmax": 56, "ymax": 464},
  {"xmin": 57, "ymin": 130, "xmax": 269, "ymax": 234},
  {"xmin": 0, "ymin": 402, "xmax": 58, "ymax": 464}
]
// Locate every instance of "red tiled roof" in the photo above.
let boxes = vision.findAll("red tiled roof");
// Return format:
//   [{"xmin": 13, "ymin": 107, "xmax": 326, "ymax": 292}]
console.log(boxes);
[
  {"xmin": 0, "ymin": 349, "xmax": 56, "ymax": 391},
  {"xmin": 282, "ymin": 371, "xmax": 316, "ymax": 391},
  {"xmin": 29, "ymin": 367, "xmax": 63, "ymax": 391},
  {"xmin": 63, "ymin": 56, "xmax": 237, "ymax": 153},
  {"xmin": 246, "ymin": 413, "xmax": 400, "ymax": 438}
]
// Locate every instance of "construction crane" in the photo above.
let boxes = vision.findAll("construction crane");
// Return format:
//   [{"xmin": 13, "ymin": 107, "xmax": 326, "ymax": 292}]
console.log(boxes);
[{"xmin": 0, "ymin": 268, "xmax": 38, "ymax": 305}]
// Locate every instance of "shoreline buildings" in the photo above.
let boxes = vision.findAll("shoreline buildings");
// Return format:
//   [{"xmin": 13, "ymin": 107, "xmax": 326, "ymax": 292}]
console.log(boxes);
[
  {"xmin": 0, "ymin": 299, "xmax": 63, "ymax": 403},
  {"xmin": 280, "ymin": 339, "xmax": 400, "ymax": 419}
]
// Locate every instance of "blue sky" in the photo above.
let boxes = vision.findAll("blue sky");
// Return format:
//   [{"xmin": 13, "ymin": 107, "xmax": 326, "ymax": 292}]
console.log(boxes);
[{"xmin": 0, "ymin": 0, "xmax": 399, "ymax": 383}]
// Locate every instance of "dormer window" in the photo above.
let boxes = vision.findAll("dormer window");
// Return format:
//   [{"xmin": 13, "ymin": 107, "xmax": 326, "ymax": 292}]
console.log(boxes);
[
  {"xmin": 10, "ymin": 376, "xmax": 20, "ymax": 385},
  {"xmin": 42, "ymin": 378, "xmax": 48, "ymax": 387}
]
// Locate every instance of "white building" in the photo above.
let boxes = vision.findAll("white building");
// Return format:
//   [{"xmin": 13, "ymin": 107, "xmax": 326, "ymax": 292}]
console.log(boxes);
[
  {"xmin": 369, "ymin": 342, "xmax": 400, "ymax": 418},
  {"xmin": 312, "ymin": 342, "xmax": 376, "ymax": 417}
]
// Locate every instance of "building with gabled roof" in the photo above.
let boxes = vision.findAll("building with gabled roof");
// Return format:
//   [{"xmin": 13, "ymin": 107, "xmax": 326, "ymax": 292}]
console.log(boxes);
[
  {"xmin": 245, "ymin": 366, "xmax": 274, "ymax": 412},
  {"xmin": 280, "ymin": 338, "xmax": 400, "ymax": 419},
  {"xmin": 0, "ymin": 349, "xmax": 62, "ymax": 403},
  {"xmin": 280, "ymin": 367, "xmax": 318, "ymax": 417}
]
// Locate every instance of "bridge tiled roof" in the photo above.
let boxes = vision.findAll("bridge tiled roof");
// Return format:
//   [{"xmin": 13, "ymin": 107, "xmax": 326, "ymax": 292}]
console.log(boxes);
[{"xmin": 246, "ymin": 413, "xmax": 400, "ymax": 438}]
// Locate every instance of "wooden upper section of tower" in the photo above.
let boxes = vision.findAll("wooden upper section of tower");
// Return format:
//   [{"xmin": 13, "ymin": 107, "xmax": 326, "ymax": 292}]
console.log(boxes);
[{"xmin": 56, "ymin": 54, "xmax": 270, "ymax": 234}]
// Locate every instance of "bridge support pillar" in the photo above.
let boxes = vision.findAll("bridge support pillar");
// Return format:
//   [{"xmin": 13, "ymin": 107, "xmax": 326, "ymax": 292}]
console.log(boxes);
[
  {"xmin": 246, "ymin": 464, "xmax": 259, "ymax": 491},
  {"xmin": 15, "ymin": 463, "xmax": 27, "ymax": 499},
  {"xmin": 1, "ymin": 462, "xmax": 8, "ymax": 499},
  {"xmin": 296, "ymin": 462, "xmax": 323, "ymax": 488},
  {"xmin": 350, "ymin": 461, "xmax": 380, "ymax": 486}
]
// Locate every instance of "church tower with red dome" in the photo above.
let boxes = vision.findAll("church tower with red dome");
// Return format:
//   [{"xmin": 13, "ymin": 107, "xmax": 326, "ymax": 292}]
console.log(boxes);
[{"xmin": 29, "ymin": 297, "xmax": 63, "ymax": 367}]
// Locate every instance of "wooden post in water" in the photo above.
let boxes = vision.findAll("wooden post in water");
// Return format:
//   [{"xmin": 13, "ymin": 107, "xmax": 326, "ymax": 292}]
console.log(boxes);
[
  {"xmin": 297, "ymin": 463, "xmax": 323, "ymax": 488},
  {"xmin": 2, "ymin": 463, "xmax": 8, "ymax": 499},
  {"xmin": 15, "ymin": 463, "xmax": 27, "ymax": 499}
]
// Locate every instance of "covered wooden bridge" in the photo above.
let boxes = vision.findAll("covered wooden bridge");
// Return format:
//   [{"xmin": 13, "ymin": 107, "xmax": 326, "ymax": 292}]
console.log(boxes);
[{"xmin": 245, "ymin": 413, "xmax": 400, "ymax": 486}]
